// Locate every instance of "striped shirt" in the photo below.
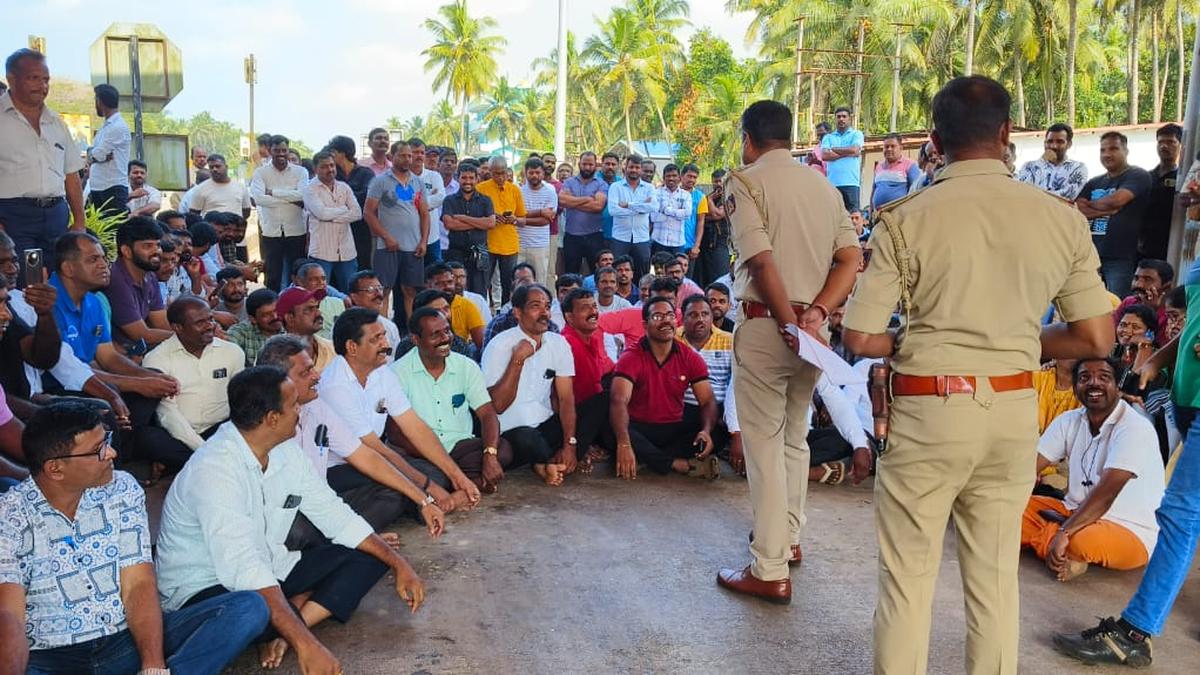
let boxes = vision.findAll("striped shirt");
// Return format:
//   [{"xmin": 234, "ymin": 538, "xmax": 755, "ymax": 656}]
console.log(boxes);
[
  {"xmin": 681, "ymin": 327, "xmax": 733, "ymax": 405},
  {"xmin": 519, "ymin": 181, "xmax": 558, "ymax": 249},
  {"xmin": 653, "ymin": 186, "xmax": 691, "ymax": 248},
  {"xmin": 303, "ymin": 177, "xmax": 362, "ymax": 262}
]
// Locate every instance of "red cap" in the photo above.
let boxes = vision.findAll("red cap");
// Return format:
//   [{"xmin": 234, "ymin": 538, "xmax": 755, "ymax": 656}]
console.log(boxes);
[{"xmin": 276, "ymin": 286, "xmax": 326, "ymax": 317}]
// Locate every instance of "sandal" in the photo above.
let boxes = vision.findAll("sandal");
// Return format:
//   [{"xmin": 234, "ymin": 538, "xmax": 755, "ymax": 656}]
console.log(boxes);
[
  {"xmin": 817, "ymin": 461, "xmax": 846, "ymax": 485},
  {"xmin": 687, "ymin": 455, "xmax": 721, "ymax": 480}
]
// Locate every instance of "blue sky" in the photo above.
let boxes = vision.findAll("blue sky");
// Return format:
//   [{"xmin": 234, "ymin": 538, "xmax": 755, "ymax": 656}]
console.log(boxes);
[{"xmin": 5, "ymin": 0, "xmax": 756, "ymax": 148}]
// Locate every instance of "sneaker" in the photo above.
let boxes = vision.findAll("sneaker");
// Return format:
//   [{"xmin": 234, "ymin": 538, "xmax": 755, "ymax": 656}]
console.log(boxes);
[{"xmin": 1052, "ymin": 617, "xmax": 1153, "ymax": 668}]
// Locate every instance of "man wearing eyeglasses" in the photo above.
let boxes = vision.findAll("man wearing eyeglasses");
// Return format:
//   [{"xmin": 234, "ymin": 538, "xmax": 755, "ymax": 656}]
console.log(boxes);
[{"xmin": 0, "ymin": 400, "xmax": 269, "ymax": 674}]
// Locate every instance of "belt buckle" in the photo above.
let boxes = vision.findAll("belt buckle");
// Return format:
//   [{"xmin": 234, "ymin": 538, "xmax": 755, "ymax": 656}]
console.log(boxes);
[
  {"xmin": 934, "ymin": 375, "xmax": 948, "ymax": 398},
  {"xmin": 35, "ymin": 197, "xmax": 56, "ymax": 208}
]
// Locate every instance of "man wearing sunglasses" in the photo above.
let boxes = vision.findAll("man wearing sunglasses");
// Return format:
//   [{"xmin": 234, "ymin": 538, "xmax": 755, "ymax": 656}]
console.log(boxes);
[{"xmin": 0, "ymin": 400, "xmax": 269, "ymax": 674}]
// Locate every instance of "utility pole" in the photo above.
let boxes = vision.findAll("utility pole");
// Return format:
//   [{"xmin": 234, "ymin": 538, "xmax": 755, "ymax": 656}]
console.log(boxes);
[
  {"xmin": 129, "ymin": 36, "xmax": 145, "ymax": 161},
  {"xmin": 965, "ymin": 0, "xmax": 977, "ymax": 75},
  {"xmin": 890, "ymin": 26, "xmax": 905, "ymax": 132},
  {"xmin": 28, "ymin": 35, "xmax": 46, "ymax": 54},
  {"xmin": 554, "ymin": 0, "xmax": 568, "ymax": 160},
  {"xmin": 792, "ymin": 17, "xmax": 806, "ymax": 146},
  {"xmin": 244, "ymin": 54, "xmax": 257, "ymax": 160},
  {"xmin": 852, "ymin": 20, "xmax": 866, "ymax": 129}
]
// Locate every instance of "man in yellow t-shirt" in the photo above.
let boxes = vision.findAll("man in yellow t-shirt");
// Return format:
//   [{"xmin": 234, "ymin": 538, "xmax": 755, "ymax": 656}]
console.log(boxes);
[
  {"xmin": 476, "ymin": 156, "xmax": 527, "ymax": 306},
  {"xmin": 425, "ymin": 261, "xmax": 485, "ymax": 351}
]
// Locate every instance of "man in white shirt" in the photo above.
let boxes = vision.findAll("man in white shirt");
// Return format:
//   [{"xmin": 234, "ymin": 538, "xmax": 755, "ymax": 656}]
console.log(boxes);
[
  {"xmin": 303, "ymin": 151, "xmax": 362, "ymax": 293},
  {"xmin": 143, "ymin": 296, "xmax": 246, "ymax": 451},
  {"xmin": 0, "ymin": 49, "xmax": 87, "ymax": 272},
  {"xmin": 652, "ymin": 164, "xmax": 691, "ymax": 257},
  {"xmin": 187, "ymin": 153, "xmax": 252, "ymax": 220},
  {"xmin": 1016, "ymin": 123, "xmax": 1090, "ymax": 200},
  {"xmin": 321, "ymin": 308, "xmax": 482, "ymax": 513},
  {"xmin": 344, "ymin": 270, "xmax": 401, "ymax": 351},
  {"xmin": 85, "ymin": 84, "xmax": 131, "ymax": 219},
  {"xmin": 608, "ymin": 155, "xmax": 657, "ymax": 278},
  {"xmin": 1023, "ymin": 357, "xmax": 1165, "ymax": 581},
  {"xmin": 410, "ymin": 138, "xmax": 446, "ymax": 265},
  {"xmin": 251, "ymin": 135, "xmax": 309, "ymax": 292},
  {"xmin": 126, "ymin": 159, "xmax": 161, "ymax": 217},
  {"xmin": 595, "ymin": 266, "xmax": 632, "ymax": 314},
  {"xmin": 154, "ymin": 366, "xmax": 426, "ymax": 674},
  {"xmin": 255, "ymin": 335, "xmax": 444, "ymax": 550},
  {"xmin": 518, "ymin": 157, "xmax": 558, "ymax": 283},
  {"xmin": 481, "ymin": 284, "xmax": 577, "ymax": 486}
]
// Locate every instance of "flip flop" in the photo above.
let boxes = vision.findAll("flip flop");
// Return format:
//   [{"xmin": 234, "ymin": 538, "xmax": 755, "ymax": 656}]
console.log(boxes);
[
  {"xmin": 817, "ymin": 461, "xmax": 846, "ymax": 485},
  {"xmin": 687, "ymin": 455, "xmax": 721, "ymax": 480}
]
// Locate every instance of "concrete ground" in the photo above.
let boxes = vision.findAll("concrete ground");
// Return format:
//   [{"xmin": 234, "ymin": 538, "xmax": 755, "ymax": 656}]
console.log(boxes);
[{"xmin": 175, "ymin": 465, "xmax": 1200, "ymax": 675}]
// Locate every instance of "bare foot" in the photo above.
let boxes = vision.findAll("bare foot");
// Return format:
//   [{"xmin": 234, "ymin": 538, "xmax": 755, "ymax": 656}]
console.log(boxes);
[
  {"xmin": 258, "ymin": 638, "xmax": 289, "ymax": 669},
  {"xmin": 585, "ymin": 446, "xmax": 610, "ymax": 463},
  {"xmin": 380, "ymin": 531, "xmax": 401, "ymax": 550},
  {"xmin": 1056, "ymin": 559, "xmax": 1089, "ymax": 582},
  {"xmin": 533, "ymin": 463, "xmax": 566, "ymax": 486}
]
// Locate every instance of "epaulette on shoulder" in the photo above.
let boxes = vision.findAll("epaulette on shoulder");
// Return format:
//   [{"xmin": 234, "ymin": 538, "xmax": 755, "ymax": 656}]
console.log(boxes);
[{"xmin": 873, "ymin": 188, "xmax": 923, "ymax": 215}]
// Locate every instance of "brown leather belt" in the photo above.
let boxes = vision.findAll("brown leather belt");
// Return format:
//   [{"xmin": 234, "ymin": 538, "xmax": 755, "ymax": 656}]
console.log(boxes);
[
  {"xmin": 891, "ymin": 372, "xmax": 1034, "ymax": 397},
  {"xmin": 741, "ymin": 300, "xmax": 810, "ymax": 320}
]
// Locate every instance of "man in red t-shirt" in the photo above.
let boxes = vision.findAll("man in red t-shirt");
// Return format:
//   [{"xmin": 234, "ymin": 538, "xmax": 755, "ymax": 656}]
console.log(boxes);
[
  {"xmin": 560, "ymin": 288, "xmax": 615, "ymax": 467},
  {"xmin": 610, "ymin": 296, "xmax": 719, "ymax": 478}
]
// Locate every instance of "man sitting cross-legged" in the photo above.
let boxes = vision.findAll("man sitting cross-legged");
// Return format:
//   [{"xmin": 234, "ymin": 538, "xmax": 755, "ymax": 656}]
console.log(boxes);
[
  {"xmin": 391, "ymin": 308, "xmax": 513, "ymax": 493},
  {"xmin": 611, "ymin": 296, "xmax": 719, "ymax": 479},
  {"xmin": 255, "ymin": 335, "xmax": 444, "ymax": 549},
  {"xmin": 154, "ymin": 367, "xmax": 426, "ymax": 673},
  {"xmin": 559, "ymin": 288, "xmax": 616, "ymax": 470},
  {"xmin": 321, "ymin": 308, "xmax": 482, "ymax": 515},
  {"xmin": 1022, "ymin": 357, "xmax": 1165, "ymax": 581},
  {"xmin": 1, "ymin": 401, "xmax": 268, "ymax": 674},
  {"xmin": 480, "ymin": 284, "xmax": 578, "ymax": 484},
  {"xmin": 143, "ymin": 296, "xmax": 246, "ymax": 451},
  {"xmin": 679, "ymin": 293, "xmax": 733, "ymax": 455}
]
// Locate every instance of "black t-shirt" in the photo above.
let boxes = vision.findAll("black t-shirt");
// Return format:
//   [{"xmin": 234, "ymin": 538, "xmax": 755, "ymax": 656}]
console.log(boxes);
[
  {"xmin": 0, "ymin": 314, "xmax": 34, "ymax": 399},
  {"xmin": 1139, "ymin": 165, "xmax": 1178, "ymax": 260},
  {"xmin": 1080, "ymin": 166, "xmax": 1153, "ymax": 260},
  {"xmin": 442, "ymin": 191, "xmax": 495, "ymax": 251}
]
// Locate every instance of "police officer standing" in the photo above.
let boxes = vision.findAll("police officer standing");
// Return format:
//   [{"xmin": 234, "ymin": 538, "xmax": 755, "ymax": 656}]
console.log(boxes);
[
  {"xmin": 715, "ymin": 100, "xmax": 861, "ymax": 604},
  {"xmin": 0, "ymin": 49, "xmax": 87, "ymax": 274},
  {"xmin": 841, "ymin": 77, "xmax": 1115, "ymax": 675}
]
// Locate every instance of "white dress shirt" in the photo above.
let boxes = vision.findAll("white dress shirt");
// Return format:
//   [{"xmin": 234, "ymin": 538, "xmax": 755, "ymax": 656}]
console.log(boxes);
[
  {"xmin": 143, "ymin": 335, "xmax": 246, "ymax": 450},
  {"xmin": 1038, "ymin": 401, "xmax": 1166, "ymax": 555},
  {"xmin": 88, "ymin": 112, "xmax": 131, "ymax": 191},
  {"xmin": 128, "ymin": 183, "xmax": 162, "ymax": 214},
  {"xmin": 480, "ymin": 326, "xmax": 575, "ymax": 431},
  {"xmin": 597, "ymin": 294, "xmax": 632, "ymax": 315},
  {"xmin": 250, "ymin": 163, "xmax": 309, "ymax": 237},
  {"xmin": 154, "ymin": 422, "xmax": 374, "ymax": 610},
  {"xmin": 0, "ymin": 92, "xmax": 84, "ymax": 199},
  {"xmin": 653, "ymin": 186, "xmax": 691, "ymax": 247},
  {"xmin": 607, "ymin": 180, "xmax": 657, "ymax": 243},
  {"xmin": 317, "ymin": 355, "xmax": 412, "ymax": 439},
  {"xmin": 413, "ymin": 168, "xmax": 445, "ymax": 245},
  {"xmin": 299, "ymin": 398, "xmax": 364, "ymax": 479},
  {"xmin": 303, "ymin": 177, "xmax": 362, "ymax": 262}
]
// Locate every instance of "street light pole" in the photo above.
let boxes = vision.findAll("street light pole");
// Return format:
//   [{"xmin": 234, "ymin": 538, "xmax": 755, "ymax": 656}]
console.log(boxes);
[
  {"xmin": 245, "ymin": 54, "xmax": 256, "ymax": 161},
  {"xmin": 554, "ymin": 0, "xmax": 568, "ymax": 160}
]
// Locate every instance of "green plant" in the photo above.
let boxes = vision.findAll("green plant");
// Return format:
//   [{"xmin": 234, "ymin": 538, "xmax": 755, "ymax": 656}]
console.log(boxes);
[{"xmin": 80, "ymin": 200, "xmax": 125, "ymax": 262}]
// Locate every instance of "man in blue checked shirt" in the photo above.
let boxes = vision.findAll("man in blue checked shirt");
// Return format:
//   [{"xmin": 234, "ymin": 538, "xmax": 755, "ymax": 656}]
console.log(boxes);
[
  {"xmin": 607, "ymin": 155, "xmax": 657, "ymax": 279},
  {"xmin": 0, "ymin": 401, "xmax": 269, "ymax": 675}
]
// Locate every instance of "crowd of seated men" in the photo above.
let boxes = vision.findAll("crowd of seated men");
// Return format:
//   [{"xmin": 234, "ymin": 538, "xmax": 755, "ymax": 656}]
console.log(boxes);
[{"xmin": 1, "ymin": 205, "xmax": 1185, "ymax": 670}]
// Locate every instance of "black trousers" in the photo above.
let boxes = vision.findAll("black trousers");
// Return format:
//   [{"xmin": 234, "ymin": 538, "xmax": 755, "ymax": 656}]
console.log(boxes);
[
  {"xmin": 502, "ymin": 414, "xmax": 564, "ymax": 467},
  {"xmin": 628, "ymin": 418, "xmax": 702, "ymax": 474},
  {"xmin": 807, "ymin": 426, "xmax": 855, "ymax": 466},
  {"xmin": 693, "ymin": 241, "xmax": 730, "ymax": 287},
  {"xmin": 183, "ymin": 543, "xmax": 387, "ymax": 639},
  {"xmin": 562, "ymin": 232, "xmax": 605, "ymax": 275},
  {"xmin": 351, "ymin": 220, "xmax": 373, "ymax": 272},
  {"xmin": 87, "ymin": 185, "xmax": 129, "ymax": 220},
  {"xmin": 575, "ymin": 392, "xmax": 614, "ymax": 455},
  {"xmin": 489, "ymin": 253, "xmax": 518, "ymax": 305},
  {"xmin": 443, "ymin": 247, "xmax": 489, "ymax": 296},
  {"xmin": 260, "ymin": 234, "xmax": 307, "ymax": 291},
  {"xmin": 683, "ymin": 403, "xmax": 728, "ymax": 455},
  {"xmin": 285, "ymin": 464, "xmax": 410, "ymax": 551}
]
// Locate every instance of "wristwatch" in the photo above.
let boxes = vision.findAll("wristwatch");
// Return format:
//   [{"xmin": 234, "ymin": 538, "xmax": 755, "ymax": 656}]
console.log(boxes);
[
  {"xmin": 483, "ymin": 446, "xmax": 499, "ymax": 456},
  {"xmin": 567, "ymin": 436, "xmax": 578, "ymax": 446},
  {"xmin": 421, "ymin": 493, "xmax": 436, "ymax": 508}
]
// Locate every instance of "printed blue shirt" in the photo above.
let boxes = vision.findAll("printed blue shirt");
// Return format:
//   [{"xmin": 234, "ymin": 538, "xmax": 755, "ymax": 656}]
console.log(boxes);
[{"xmin": 0, "ymin": 471, "xmax": 152, "ymax": 650}]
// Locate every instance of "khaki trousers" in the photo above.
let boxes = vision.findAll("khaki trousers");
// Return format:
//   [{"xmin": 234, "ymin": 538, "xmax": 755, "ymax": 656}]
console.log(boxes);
[
  {"xmin": 519, "ymin": 246, "xmax": 551, "ymax": 286},
  {"xmin": 733, "ymin": 318, "xmax": 819, "ymax": 581},
  {"xmin": 873, "ymin": 382, "xmax": 1037, "ymax": 675}
]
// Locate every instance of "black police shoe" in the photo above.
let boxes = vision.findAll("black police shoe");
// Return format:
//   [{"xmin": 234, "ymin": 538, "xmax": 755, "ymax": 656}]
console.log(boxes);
[{"xmin": 1052, "ymin": 617, "xmax": 1153, "ymax": 668}]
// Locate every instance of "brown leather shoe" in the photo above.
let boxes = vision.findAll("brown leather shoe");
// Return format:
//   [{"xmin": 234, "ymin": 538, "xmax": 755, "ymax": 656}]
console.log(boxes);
[
  {"xmin": 789, "ymin": 545, "xmax": 802, "ymax": 566},
  {"xmin": 717, "ymin": 566, "xmax": 792, "ymax": 604}
]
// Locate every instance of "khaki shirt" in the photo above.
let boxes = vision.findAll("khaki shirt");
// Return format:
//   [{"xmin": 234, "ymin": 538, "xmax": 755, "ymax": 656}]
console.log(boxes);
[
  {"xmin": 843, "ymin": 159, "xmax": 1112, "ymax": 376},
  {"xmin": 728, "ymin": 148, "xmax": 859, "ymax": 305},
  {"xmin": 0, "ymin": 92, "xmax": 84, "ymax": 199}
]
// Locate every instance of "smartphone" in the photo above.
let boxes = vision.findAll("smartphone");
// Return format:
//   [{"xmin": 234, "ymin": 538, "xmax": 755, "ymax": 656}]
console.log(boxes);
[
  {"xmin": 126, "ymin": 338, "xmax": 149, "ymax": 358},
  {"xmin": 1145, "ymin": 329, "xmax": 1156, "ymax": 344},
  {"xmin": 23, "ymin": 248, "xmax": 44, "ymax": 286}
]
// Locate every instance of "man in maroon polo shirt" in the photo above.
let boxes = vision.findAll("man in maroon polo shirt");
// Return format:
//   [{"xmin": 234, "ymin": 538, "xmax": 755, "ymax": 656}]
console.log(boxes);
[
  {"xmin": 610, "ymin": 296, "xmax": 719, "ymax": 479},
  {"xmin": 560, "ymin": 287, "xmax": 614, "ymax": 469}
]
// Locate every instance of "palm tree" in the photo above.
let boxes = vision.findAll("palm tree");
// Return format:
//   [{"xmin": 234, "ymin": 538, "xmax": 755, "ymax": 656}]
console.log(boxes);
[
  {"xmin": 424, "ymin": 100, "xmax": 462, "ymax": 148},
  {"xmin": 627, "ymin": 0, "xmax": 691, "ymax": 160},
  {"xmin": 582, "ymin": 8, "xmax": 652, "ymax": 149},
  {"xmin": 1066, "ymin": 0, "xmax": 1080, "ymax": 124},
  {"xmin": 422, "ymin": 0, "xmax": 506, "ymax": 154},
  {"xmin": 511, "ymin": 88, "xmax": 554, "ymax": 151},
  {"xmin": 479, "ymin": 77, "xmax": 523, "ymax": 155}
]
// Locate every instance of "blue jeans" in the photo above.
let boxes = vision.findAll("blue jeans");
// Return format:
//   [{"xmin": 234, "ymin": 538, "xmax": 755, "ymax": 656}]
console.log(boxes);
[
  {"xmin": 609, "ymin": 239, "xmax": 651, "ymax": 280},
  {"xmin": 423, "ymin": 240, "xmax": 442, "ymax": 266},
  {"xmin": 1122, "ymin": 405, "xmax": 1200, "ymax": 636},
  {"xmin": 26, "ymin": 591, "xmax": 268, "ymax": 675},
  {"xmin": 835, "ymin": 185, "xmax": 861, "ymax": 212},
  {"xmin": 0, "ymin": 199, "xmax": 69, "ymax": 283},
  {"xmin": 313, "ymin": 258, "xmax": 358, "ymax": 294}
]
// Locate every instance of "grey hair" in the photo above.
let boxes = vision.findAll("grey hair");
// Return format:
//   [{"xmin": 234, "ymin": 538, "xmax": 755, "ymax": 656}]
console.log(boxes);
[
  {"xmin": 256, "ymin": 334, "xmax": 309, "ymax": 369},
  {"xmin": 488, "ymin": 155, "xmax": 508, "ymax": 170}
]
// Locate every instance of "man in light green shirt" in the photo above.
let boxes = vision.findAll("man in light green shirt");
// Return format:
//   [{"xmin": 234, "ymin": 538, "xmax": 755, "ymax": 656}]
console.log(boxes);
[{"xmin": 391, "ymin": 307, "xmax": 511, "ymax": 493}]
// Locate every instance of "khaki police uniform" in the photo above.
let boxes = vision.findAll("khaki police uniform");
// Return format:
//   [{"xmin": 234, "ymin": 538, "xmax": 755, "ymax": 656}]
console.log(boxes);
[
  {"xmin": 842, "ymin": 159, "xmax": 1113, "ymax": 675},
  {"xmin": 728, "ymin": 147, "xmax": 859, "ymax": 582}
]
